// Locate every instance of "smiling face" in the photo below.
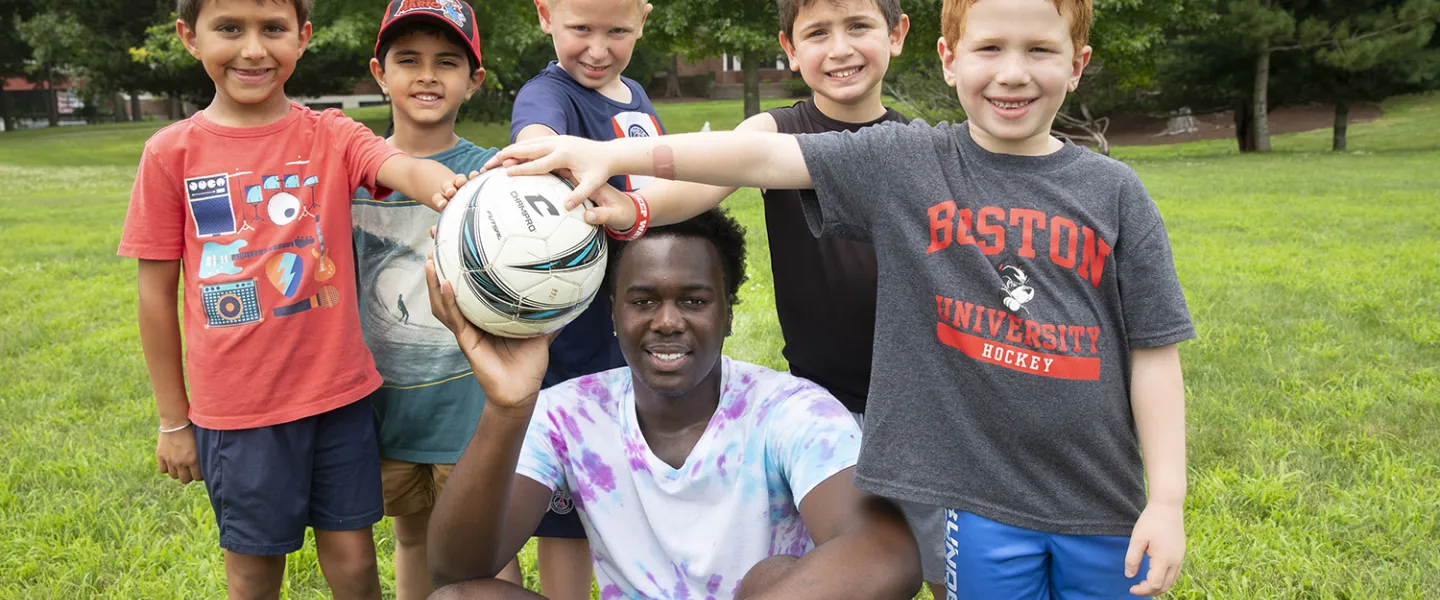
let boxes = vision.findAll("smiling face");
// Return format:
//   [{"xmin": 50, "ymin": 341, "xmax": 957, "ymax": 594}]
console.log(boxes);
[
  {"xmin": 938, "ymin": 0, "xmax": 1090, "ymax": 155},
  {"xmin": 534, "ymin": 0, "xmax": 651, "ymax": 96},
  {"xmin": 178, "ymin": 0, "xmax": 312, "ymax": 118},
  {"xmin": 372, "ymin": 28, "xmax": 485, "ymax": 129},
  {"xmin": 780, "ymin": 0, "xmax": 908, "ymax": 117},
  {"xmin": 612, "ymin": 235, "xmax": 732, "ymax": 398}
]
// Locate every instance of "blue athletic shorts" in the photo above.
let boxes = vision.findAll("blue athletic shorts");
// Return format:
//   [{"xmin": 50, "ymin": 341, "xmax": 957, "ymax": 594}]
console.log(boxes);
[
  {"xmin": 944, "ymin": 510, "xmax": 1149, "ymax": 600},
  {"xmin": 194, "ymin": 397, "xmax": 384, "ymax": 556}
]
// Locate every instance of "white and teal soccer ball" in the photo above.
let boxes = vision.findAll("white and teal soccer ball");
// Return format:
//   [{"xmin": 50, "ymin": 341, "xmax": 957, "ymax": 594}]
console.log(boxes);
[{"xmin": 432, "ymin": 170, "xmax": 606, "ymax": 338}]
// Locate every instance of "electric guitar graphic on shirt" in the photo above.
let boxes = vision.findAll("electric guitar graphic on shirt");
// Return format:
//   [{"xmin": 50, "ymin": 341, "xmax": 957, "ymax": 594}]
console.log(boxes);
[
  {"xmin": 311, "ymin": 215, "xmax": 336, "ymax": 282},
  {"xmin": 198, "ymin": 237, "xmax": 316, "ymax": 280}
]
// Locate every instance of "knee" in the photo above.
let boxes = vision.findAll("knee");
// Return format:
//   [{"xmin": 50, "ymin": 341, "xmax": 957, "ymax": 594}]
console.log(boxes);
[
  {"xmin": 429, "ymin": 578, "xmax": 525, "ymax": 600},
  {"xmin": 394, "ymin": 517, "xmax": 429, "ymax": 549},
  {"xmin": 428, "ymin": 584, "xmax": 469, "ymax": 600},
  {"xmin": 226, "ymin": 554, "xmax": 285, "ymax": 596},
  {"xmin": 328, "ymin": 552, "xmax": 381, "ymax": 592}
]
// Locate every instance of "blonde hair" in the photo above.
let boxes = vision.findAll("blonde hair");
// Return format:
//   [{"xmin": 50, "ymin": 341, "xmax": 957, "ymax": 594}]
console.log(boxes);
[
  {"xmin": 940, "ymin": 0, "xmax": 1091, "ymax": 53},
  {"xmin": 544, "ymin": 0, "xmax": 647, "ymax": 11}
]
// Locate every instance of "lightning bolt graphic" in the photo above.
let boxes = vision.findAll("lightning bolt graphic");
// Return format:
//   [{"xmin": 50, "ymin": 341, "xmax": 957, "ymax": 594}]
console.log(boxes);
[{"xmin": 279, "ymin": 257, "xmax": 298, "ymax": 296}]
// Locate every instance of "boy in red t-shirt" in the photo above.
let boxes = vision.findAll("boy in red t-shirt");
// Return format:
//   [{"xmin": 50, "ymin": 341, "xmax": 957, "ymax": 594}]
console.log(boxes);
[{"xmin": 117, "ymin": 0, "xmax": 465, "ymax": 597}]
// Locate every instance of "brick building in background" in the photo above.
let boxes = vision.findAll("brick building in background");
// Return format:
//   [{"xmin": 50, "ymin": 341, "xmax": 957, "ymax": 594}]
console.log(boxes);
[{"xmin": 655, "ymin": 54, "xmax": 796, "ymax": 100}]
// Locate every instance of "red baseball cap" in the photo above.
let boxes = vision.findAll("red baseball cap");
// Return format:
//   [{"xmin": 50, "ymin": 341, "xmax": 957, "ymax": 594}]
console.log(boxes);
[{"xmin": 375, "ymin": 0, "xmax": 482, "ymax": 67}]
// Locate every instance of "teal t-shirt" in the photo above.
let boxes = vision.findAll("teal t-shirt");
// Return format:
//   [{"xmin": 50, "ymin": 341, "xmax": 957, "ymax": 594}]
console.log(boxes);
[{"xmin": 353, "ymin": 138, "xmax": 498, "ymax": 464}]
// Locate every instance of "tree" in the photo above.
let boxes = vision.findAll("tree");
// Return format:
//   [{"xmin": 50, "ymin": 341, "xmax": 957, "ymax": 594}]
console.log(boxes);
[
  {"xmin": 0, "ymin": 0, "xmax": 40, "ymax": 130},
  {"xmin": 15, "ymin": 12, "xmax": 87, "ymax": 127},
  {"xmin": 885, "ymin": 0, "xmax": 1217, "ymax": 153},
  {"xmin": 130, "ymin": 1, "xmax": 391, "ymax": 109},
  {"xmin": 884, "ymin": 0, "xmax": 962, "ymax": 123},
  {"xmin": 1057, "ymin": 0, "xmax": 1218, "ymax": 153},
  {"xmin": 129, "ymin": 19, "xmax": 229, "ymax": 112},
  {"xmin": 649, "ymin": 0, "xmax": 781, "ymax": 118},
  {"xmin": 1205, "ymin": 0, "xmax": 1440, "ymax": 152},
  {"xmin": 51, "ymin": 0, "xmax": 169, "ymax": 122},
  {"xmin": 1300, "ymin": 0, "xmax": 1440, "ymax": 150},
  {"xmin": 458, "ymin": 0, "xmax": 552, "ymax": 123}
]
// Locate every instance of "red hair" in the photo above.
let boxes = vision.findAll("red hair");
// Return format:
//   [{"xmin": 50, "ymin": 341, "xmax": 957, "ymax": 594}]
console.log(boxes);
[{"xmin": 940, "ymin": 0, "xmax": 1092, "ymax": 53}]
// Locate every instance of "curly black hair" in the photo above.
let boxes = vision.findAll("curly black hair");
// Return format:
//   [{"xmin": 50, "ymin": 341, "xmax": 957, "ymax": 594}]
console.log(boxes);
[{"xmin": 605, "ymin": 208, "xmax": 749, "ymax": 307}]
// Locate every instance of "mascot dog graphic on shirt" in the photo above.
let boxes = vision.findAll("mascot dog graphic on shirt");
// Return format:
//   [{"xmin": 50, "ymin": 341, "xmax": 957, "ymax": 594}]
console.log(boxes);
[{"xmin": 999, "ymin": 264, "xmax": 1036, "ymax": 313}]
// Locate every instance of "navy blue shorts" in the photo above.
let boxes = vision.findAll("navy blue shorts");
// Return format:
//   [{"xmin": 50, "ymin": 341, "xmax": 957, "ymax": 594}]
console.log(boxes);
[
  {"xmin": 532, "ymin": 486, "xmax": 585, "ymax": 539},
  {"xmin": 194, "ymin": 397, "xmax": 384, "ymax": 556}
]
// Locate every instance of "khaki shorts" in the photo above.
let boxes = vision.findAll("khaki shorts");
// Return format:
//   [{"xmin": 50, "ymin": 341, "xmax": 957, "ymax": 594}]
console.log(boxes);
[{"xmin": 380, "ymin": 458, "xmax": 454, "ymax": 517}]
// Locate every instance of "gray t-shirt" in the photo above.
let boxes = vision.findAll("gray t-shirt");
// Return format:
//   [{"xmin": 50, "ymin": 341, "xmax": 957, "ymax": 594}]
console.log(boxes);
[{"xmin": 796, "ymin": 121, "xmax": 1195, "ymax": 535}]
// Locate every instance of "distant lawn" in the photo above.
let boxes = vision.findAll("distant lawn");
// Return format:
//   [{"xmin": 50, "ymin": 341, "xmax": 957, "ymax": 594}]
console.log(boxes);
[{"xmin": 0, "ymin": 94, "xmax": 1436, "ymax": 598}]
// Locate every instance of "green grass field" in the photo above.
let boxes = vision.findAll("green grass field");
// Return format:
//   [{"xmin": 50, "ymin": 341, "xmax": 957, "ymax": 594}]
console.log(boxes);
[{"xmin": 0, "ymin": 94, "xmax": 1436, "ymax": 598}]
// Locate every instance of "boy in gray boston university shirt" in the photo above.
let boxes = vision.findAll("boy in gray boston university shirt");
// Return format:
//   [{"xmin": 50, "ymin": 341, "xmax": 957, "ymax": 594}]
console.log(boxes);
[{"xmin": 489, "ymin": 0, "xmax": 1193, "ymax": 597}]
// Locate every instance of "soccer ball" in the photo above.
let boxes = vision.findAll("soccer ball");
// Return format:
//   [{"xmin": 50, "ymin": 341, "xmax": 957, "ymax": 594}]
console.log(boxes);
[{"xmin": 432, "ymin": 169, "xmax": 607, "ymax": 338}]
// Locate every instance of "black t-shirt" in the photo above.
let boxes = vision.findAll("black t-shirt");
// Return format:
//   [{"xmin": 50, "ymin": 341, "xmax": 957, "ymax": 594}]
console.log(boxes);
[{"xmin": 762, "ymin": 100, "xmax": 908, "ymax": 413}]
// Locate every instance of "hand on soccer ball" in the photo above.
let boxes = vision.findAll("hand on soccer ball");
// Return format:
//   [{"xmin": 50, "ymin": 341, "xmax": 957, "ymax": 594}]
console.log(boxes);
[
  {"xmin": 490, "ymin": 136, "xmax": 614, "ymax": 213},
  {"xmin": 1125, "ymin": 501, "xmax": 1185, "ymax": 596},
  {"xmin": 575, "ymin": 183, "xmax": 639, "ymax": 231},
  {"xmin": 425, "ymin": 254, "xmax": 554, "ymax": 415},
  {"xmin": 430, "ymin": 170, "xmax": 481, "ymax": 213}
]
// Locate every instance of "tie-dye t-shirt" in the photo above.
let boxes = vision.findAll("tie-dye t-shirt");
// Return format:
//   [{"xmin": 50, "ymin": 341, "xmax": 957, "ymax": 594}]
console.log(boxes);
[{"xmin": 516, "ymin": 357, "xmax": 861, "ymax": 599}]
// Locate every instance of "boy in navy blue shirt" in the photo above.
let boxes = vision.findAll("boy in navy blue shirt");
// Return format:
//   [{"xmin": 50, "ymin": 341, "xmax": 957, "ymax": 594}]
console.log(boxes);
[{"xmin": 505, "ymin": 0, "xmax": 662, "ymax": 597}]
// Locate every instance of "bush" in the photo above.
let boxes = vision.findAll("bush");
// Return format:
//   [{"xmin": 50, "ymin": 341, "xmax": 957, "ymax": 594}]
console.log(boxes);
[
  {"xmin": 884, "ymin": 68, "xmax": 966, "ymax": 124},
  {"xmin": 679, "ymin": 73, "xmax": 716, "ymax": 98},
  {"xmin": 783, "ymin": 77, "xmax": 811, "ymax": 98}
]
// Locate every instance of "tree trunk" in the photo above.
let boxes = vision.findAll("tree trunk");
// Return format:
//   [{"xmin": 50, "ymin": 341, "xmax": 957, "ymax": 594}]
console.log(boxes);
[
  {"xmin": 1251, "ymin": 46, "xmax": 1271, "ymax": 153},
  {"xmin": 1332, "ymin": 99, "xmax": 1349, "ymax": 152},
  {"xmin": 665, "ymin": 53, "xmax": 681, "ymax": 99},
  {"xmin": 168, "ymin": 94, "xmax": 183, "ymax": 120},
  {"xmin": 130, "ymin": 92, "xmax": 142, "ymax": 122},
  {"xmin": 46, "ymin": 79, "xmax": 60, "ymax": 128},
  {"xmin": 0, "ymin": 91, "xmax": 11, "ymax": 132},
  {"xmin": 742, "ymin": 51, "xmax": 761, "ymax": 118},
  {"xmin": 1235, "ymin": 99, "xmax": 1256, "ymax": 152}
]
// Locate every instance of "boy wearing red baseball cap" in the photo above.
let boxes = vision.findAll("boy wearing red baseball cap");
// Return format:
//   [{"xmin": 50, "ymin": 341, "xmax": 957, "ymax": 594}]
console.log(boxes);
[{"xmin": 353, "ymin": 2, "xmax": 505, "ymax": 598}]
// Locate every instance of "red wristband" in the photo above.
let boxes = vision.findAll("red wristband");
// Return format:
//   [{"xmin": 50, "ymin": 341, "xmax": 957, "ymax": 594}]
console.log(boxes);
[{"xmin": 607, "ymin": 192, "xmax": 651, "ymax": 241}]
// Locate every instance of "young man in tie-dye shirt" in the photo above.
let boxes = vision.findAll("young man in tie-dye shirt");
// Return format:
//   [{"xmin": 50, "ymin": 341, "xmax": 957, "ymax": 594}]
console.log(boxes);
[{"xmin": 424, "ymin": 209, "xmax": 921, "ymax": 599}]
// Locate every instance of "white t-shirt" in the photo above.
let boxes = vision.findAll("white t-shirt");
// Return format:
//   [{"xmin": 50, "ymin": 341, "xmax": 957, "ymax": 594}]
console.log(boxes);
[{"xmin": 517, "ymin": 357, "xmax": 862, "ymax": 599}]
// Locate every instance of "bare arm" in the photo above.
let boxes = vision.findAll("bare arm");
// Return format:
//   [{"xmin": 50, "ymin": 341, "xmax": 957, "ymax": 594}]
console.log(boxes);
[
  {"xmin": 428, "ymin": 398, "xmax": 554, "ymax": 586},
  {"xmin": 137, "ymin": 259, "xmax": 201, "ymax": 484},
  {"xmin": 375, "ymin": 155, "xmax": 467, "ymax": 212},
  {"xmin": 738, "ymin": 468, "xmax": 921, "ymax": 600},
  {"xmin": 1132, "ymin": 345, "xmax": 1186, "ymax": 508},
  {"xmin": 1125, "ymin": 344, "xmax": 1187, "ymax": 596},
  {"xmin": 492, "ymin": 128, "xmax": 811, "ymax": 226},
  {"xmin": 423, "ymin": 258, "xmax": 558, "ymax": 587}
]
